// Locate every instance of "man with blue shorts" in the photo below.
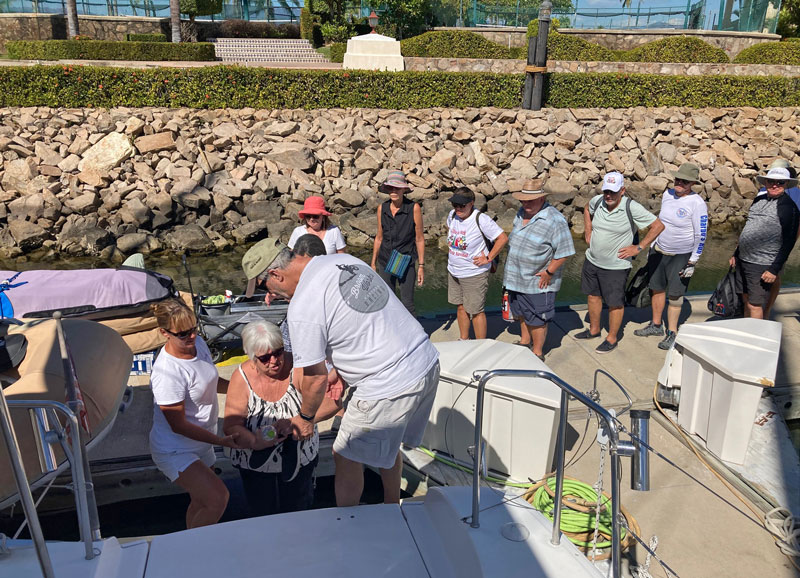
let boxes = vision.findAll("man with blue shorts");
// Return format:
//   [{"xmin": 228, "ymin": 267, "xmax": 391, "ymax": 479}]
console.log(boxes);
[{"xmin": 503, "ymin": 179, "xmax": 575, "ymax": 361}]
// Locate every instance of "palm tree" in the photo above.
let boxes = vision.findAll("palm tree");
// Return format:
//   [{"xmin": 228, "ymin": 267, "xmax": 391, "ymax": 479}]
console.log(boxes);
[
  {"xmin": 66, "ymin": 0, "xmax": 80, "ymax": 38},
  {"xmin": 170, "ymin": 0, "xmax": 182, "ymax": 42}
]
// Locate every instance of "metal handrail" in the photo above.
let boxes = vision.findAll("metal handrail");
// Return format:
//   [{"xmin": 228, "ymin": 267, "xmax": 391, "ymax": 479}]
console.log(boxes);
[
  {"xmin": 4, "ymin": 399, "xmax": 95, "ymax": 561},
  {"xmin": 469, "ymin": 369, "xmax": 623, "ymax": 578}
]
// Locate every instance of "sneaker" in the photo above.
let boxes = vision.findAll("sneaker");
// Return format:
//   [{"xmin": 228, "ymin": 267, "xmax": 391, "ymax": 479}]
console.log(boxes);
[
  {"xmin": 280, "ymin": 437, "xmax": 302, "ymax": 483},
  {"xmin": 634, "ymin": 322, "xmax": 664, "ymax": 337},
  {"xmin": 658, "ymin": 331, "xmax": 677, "ymax": 350},
  {"xmin": 574, "ymin": 329, "xmax": 602, "ymax": 340},
  {"xmin": 595, "ymin": 340, "xmax": 618, "ymax": 354}
]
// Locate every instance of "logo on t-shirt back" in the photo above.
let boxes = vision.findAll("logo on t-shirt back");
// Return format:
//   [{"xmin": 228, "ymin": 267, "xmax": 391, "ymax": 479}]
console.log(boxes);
[{"xmin": 337, "ymin": 263, "xmax": 389, "ymax": 313}]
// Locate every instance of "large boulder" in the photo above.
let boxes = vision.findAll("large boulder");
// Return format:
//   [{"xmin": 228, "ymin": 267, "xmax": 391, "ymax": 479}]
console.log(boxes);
[
  {"xmin": 78, "ymin": 132, "xmax": 134, "ymax": 173},
  {"xmin": 9, "ymin": 220, "xmax": 48, "ymax": 251},
  {"xmin": 168, "ymin": 224, "xmax": 215, "ymax": 252},
  {"xmin": 266, "ymin": 143, "xmax": 316, "ymax": 171}
]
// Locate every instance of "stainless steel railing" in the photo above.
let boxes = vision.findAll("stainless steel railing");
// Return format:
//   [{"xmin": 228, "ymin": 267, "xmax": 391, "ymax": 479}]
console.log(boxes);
[{"xmin": 468, "ymin": 369, "xmax": 627, "ymax": 578}]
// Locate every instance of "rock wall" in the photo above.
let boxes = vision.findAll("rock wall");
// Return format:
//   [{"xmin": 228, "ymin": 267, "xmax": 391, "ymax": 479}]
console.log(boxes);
[
  {"xmin": 0, "ymin": 106, "xmax": 796, "ymax": 260},
  {"xmin": 403, "ymin": 57, "xmax": 800, "ymax": 77},
  {"xmin": 0, "ymin": 14, "xmax": 226, "ymax": 51}
]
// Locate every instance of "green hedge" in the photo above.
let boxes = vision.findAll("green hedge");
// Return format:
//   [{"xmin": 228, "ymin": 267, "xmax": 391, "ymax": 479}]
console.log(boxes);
[
  {"xmin": 329, "ymin": 42, "xmax": 346, "ymax": 63},
  {"xmin": 6, "ymin": 40, "xmax": 216, "ymax": 61},
  {"xmin": 218, "ymin": 20, "xmax": 300, "ymax": 39},
  {"xmin": 300, "ymin": 9, "xmax": 323, "ymax": 47},
  {"xmin": 546, "ymin": 73, "xmax": 800, "ymax": 107},
  {"xmin": 734, "ymin": 41, "xmax": 800, "ymax": 64},
  {"xmin": 401, "ymin": 31, "xmax": 517, "ymax": 59},
  {"xmin": 125, "ymin": 33, "xmax": 167, "ymax": 42},
  {"xmin": 0, "ymin": 66, "xmax": 524, "ymax": 108},
  {"xmin": 620, "ymin": 36, "xmax": 728, "ymax": 63},
  {"xmin": 1, "ymin": 66, "xmax": 799, "ymax": 109}
]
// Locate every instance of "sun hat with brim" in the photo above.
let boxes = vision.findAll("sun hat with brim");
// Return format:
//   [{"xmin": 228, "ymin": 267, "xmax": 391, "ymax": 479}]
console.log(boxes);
[
  {"xmin": 242, "ymin": 237, "xmax": 287, "ymax": 298},
  {"xmin": 298, "ymin": 196, "xmax": 331, "ymax": 219},
  {"xmin": 380, "ymin": 171, "xmax": 412, "ymax": 192},
  {"xmin": 756, "ymin": 167, "xmax": 798, "ymax": 188},
  {"xmin": 671, "ymin": 163, "xmax": 700, "ymax": 183},
  {"xmin": 512, "ymin": 178, "xmax": 548, "ymax": 201},
  {"xmin": 448, "ymin": 189, "xmax": 475, "ymax": 205}
]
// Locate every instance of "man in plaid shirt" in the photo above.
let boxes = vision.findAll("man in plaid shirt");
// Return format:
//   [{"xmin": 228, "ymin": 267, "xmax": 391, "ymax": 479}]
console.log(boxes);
[{"xmin": 503, "ymin": 179, "xmax": 575, "ymax": 361}]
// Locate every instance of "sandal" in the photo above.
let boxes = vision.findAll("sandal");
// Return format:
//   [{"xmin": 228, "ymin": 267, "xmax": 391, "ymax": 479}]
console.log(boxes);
[{"xmin": 512, "ymin": 340, "xmax": 532, "ymax": 347}]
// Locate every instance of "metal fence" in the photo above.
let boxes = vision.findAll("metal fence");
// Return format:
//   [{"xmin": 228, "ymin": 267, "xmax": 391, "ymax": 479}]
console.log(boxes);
[{"xmin": 0, "ymin": 0, "xmax": 300, "ymax": 20}]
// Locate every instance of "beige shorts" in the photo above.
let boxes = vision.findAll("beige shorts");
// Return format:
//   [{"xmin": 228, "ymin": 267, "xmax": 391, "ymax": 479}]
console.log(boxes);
[
  {"xmin": 448, "ymin": 271, "xmax": 490, "ymax": 315},
  {"xmin": 333, "ymin": 361, "xmax": 440, "ymax": 469},
  {"xmin": 151, "ymin": 445, "xmax": 216, "ymax": 482}
]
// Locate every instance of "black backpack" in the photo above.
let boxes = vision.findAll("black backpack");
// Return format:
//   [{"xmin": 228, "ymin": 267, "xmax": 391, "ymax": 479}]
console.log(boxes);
[
  {"xmin": 625, "ymin": 265, "xmax": 652, "ymax": 308},
  {"xmin": 707, "ymin": 267, "xmax": 742, "ymax": 318}
]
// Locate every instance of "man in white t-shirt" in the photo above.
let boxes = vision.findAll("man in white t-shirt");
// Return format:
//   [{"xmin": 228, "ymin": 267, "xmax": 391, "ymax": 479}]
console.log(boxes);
[
  {"xmin": 242, "ymin": 238, "xmax": 440, "ymax": 507},
  {"xmin": 446, "ymin": 187, "xmax": 508, "ymax": 340}
]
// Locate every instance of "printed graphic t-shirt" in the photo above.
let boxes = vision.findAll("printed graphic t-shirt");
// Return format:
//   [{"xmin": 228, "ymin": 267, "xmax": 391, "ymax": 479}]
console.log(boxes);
[
  {"xmin": 287, "ymin": 254, "xmax": 439, "ymax": 400},
  {"xmin": 447, "ymin": 210, "xmax": 505, "ymax": 278},
  {"xmin": 149, "ymin": 337, "xmax": 220, "ymax": 455}
]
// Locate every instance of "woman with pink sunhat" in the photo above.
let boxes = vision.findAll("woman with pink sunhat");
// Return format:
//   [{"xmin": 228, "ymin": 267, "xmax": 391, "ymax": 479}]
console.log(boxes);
[{"xmin": 288, "ymin": 196, "xmax": 346, "ymax": 254}]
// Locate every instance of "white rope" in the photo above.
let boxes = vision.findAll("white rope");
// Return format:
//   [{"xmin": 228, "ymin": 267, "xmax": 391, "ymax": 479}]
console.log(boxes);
[
  {"xmin": 590, "ymin": 441, "xmax": 607, "ymax": 562},
  {"xmin": 12, "ymin": 476, "xmax": 57, "ymax": 540},
  {"xmin": 765, "ymin": 507, "xmax": 800, "ymax": 558},
  {"xmin": 630, "ymin": 535, "xmax": 658, "ymax": 578}
]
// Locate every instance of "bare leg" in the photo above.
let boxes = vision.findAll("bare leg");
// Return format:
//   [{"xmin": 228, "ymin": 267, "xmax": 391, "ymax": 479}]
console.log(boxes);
[
  {"xmin": 587, "ymin": 295, "xmax": 603, "ymax": 336},
  {"xmin": 742, "ymin": 294, "xmax": 751, "ymax": 318},
  {"xmin": 174, "ymin": 460, "xmax": 229, "ymax": 529},
  {"xmin": 379, "ymin": 452, "xmax": 403, "ymax": 504},
  {"xmin": 333, "ymin": 451, "xmax": 364, "ymax": 507},
  {"xmin": 765, "ymin": 274, "xmax": 782, "ymax": 319},
  {"xmin": 517, "ymin": 319, "xmax": 531, "ymax": 345},
  {"xmin": 746, "ymin": 302, "xmax": 764, "ymax": 319},
  {"xmin": 456, "ymin": 305, "xmax": 471, "ymax": 340},
  {"xmin": 666, "ymin": 302, "xmax": 682, "ymax": 334},
  {"xmin": 650, "ymin": 290, "xmax": 666, "ymax": 325},
  {"xmin": 472, "ymin": 312, "xmax": 487, "ymax": 340},
  {"xmin": 606, "ymin": 306, "xmax": 624, "ymax": 344},
  {"xmin": 529, "ymin": 323, "xmax": 547, "ymax": 357}
]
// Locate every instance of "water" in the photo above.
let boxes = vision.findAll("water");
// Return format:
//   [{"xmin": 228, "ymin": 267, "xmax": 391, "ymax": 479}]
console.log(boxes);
[{"xmin": 5, "ymin": 228, "xmax": 800, "ymax": 317}]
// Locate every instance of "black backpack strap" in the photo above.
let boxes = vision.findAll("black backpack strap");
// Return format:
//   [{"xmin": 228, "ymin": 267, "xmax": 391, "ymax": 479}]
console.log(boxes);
[
  {"xmin": 474, "ymin": 210, "xmax": 494, "ymax": 252},
  {"xmin": 625, "ymin": 197, "xmax": 640, "ymax": 245}
]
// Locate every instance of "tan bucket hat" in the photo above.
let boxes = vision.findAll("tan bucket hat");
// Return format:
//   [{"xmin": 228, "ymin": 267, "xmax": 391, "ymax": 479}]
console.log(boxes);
[{"xmin": 512, "ymin": 179, "xmax": 548, "ymax": 201}]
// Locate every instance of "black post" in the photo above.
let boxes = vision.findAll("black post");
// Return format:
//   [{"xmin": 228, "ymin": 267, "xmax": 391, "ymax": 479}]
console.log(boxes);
[
  {"xmin": 532, "ymin": 0, "xmax": 552, "ymax": 111},
  {"xmin": 522, "ymin": 30, "xmax": 537, "ymax": 109}
]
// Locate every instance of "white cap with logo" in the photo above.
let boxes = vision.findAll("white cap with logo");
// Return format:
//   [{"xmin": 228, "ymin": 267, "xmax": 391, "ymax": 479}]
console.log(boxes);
[{"xmin": 602, "ymin": 172, "xmax": 624, "ymax": 193}]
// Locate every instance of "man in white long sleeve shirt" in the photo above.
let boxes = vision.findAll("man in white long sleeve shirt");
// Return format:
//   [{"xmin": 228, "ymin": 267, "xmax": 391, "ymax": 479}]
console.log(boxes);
[{"xmin": 634, "ymin": 163, "xmax": 708, "ymax": 350}]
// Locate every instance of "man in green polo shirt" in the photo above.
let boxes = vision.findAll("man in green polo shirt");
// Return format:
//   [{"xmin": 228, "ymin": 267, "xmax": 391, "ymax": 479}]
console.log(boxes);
[{"xmin": 576, "ymin": 172, "xmax": 665, "ymax": 353}]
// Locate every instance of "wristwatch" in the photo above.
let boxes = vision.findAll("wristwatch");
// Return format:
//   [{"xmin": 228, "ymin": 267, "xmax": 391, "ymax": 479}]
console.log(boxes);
[
  {"xmin": 636, "ymin": 245, "xmax": 643, "ymax": 253},
  {"xmin": 545, "ymin": 269, "xmax": 554, "ymax": 276},
  {"xmin": 298, "ymin": 411, "xmax": 314, "ymax": 422}
]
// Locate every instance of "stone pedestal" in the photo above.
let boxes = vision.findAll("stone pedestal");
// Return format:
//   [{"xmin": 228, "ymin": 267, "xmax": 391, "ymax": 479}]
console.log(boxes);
[{"xmin": 343, "ymin": 33, "xmax": 404, "ymax": 72}]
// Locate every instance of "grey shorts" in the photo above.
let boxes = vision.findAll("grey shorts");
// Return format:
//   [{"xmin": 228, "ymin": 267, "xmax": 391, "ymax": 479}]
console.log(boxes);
[
  {"xmin": 734, "ymin": 260, "xmax": 772, "ymax": 307},
  {"xmin": 448, "ymin": 271, "xmax": 490, "ymax": 315},
  {"xmin": 647, "ymin": 249, "xmax": 692, "ymax": 298},
  {"xmin": 581, "ymin": 260, "xmax": 629, "ymax": 308},
  {"xmin": 333, "ymin": 361, "xmax": 440, "ymax": 469},
  {"xmin": 509, "ymin": 291, "xmax": 556, "ymax": 327}
]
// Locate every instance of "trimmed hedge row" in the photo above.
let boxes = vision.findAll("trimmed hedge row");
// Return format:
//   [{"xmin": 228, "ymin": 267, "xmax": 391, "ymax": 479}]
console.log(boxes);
[
  {"xmin": 403, "ymin": 29, "xmax": 729, "ymax": 64},
  {"xmin": 1, "ymin": 66, "xmax": 799, "ymax": 109},
  {"xmin": 6, "ymin": 40, "xmax": 216, "ymax": 61},
  {"xmin": 734, "ymin": 41, "xmax": 800, "ymax": 64},
  {"xmin": 125, "ymin": 33, "xmax": 167, "ymax": 42},
  {"xmin": 619, "ymin": 36, "xmax": 728, "ymax": 63},
  {"xmin": 218, "ymin": 20, "xmax": 300, "ymax": 39}
]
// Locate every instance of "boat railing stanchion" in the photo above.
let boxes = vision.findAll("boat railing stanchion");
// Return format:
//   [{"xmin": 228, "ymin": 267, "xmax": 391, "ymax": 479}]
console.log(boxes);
[
  {"xmin": 0, "ymin": 384, "xmax": 56, "ymax": 578},
  {"xmin": 53, "ymin": 312, "xmax": 101, "ymax": 553},
  {"xmin": 469, "ymin": 369, "xmax": 624, "ymax": 578}
]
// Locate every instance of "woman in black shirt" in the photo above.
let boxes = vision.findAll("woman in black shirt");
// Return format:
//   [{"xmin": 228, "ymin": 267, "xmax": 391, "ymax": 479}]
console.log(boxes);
[{"xmin": 370, "ymin": 171, "xmax": 425, "ymax": 315}]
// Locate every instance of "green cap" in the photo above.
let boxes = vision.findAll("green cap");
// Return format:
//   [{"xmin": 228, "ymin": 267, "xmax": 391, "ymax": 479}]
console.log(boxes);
[{"xmin": 242, "ymin": 238, "xmax": 287, "ymax": 297}]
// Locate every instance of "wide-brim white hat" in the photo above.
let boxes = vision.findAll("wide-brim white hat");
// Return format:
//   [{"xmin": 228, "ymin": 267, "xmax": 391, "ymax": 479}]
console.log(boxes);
[{"xmin": 756, "ymin": 167, "xmax": 798, "ymax": 188}]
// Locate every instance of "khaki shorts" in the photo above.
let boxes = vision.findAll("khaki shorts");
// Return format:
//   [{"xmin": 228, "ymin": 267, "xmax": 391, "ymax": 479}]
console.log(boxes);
[
  {"xmin": 333, "ymin": 361, "xmax": 440, "ymax": 469},
  {"xmin": 448, "ymin": 271, "xmax": 490, "ymax": 315}
]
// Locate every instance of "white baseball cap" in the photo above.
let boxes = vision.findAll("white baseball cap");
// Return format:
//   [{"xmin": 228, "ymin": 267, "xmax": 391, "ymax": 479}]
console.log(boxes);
[{"xmin": 602, "ymin": 172, "xmax": 624, "ymax": 193}]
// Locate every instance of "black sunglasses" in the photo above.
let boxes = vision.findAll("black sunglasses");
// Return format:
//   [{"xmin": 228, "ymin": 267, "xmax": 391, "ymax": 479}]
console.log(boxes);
[
  {"xmin": 165, "ymin": 326, "xmax": 197, "ymax": 340},
  {"xmin": 766, "ymin": 179, "xmax": 787, "ymax": 187},
  {"xmin": 255, "ymin": 348, "xmax": 284, "ymax": 363},
  {"xmin": 452, "ymin": 203, "xmax": 467, "ymax": 209}
]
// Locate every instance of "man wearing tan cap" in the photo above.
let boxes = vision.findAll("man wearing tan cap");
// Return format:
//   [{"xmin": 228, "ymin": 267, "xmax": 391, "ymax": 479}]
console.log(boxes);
[
  {"xmin": 242, "ymin": 239, "xmax": 440, "ymax": 508},
  {"xmin": 503, "ymin": 179, "xmax": 574, "ymax": 361}
]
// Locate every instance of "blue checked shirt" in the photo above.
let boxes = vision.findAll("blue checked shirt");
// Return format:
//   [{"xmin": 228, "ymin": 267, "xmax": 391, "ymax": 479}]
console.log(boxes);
[{"xmin": 503, "ymin": 203, "xmax": 575, "ymax": 294}]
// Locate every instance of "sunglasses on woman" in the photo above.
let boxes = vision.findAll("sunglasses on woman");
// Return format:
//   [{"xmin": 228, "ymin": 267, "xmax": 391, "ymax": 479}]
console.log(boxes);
[
  {"xmin": 165, "ymin": 326, "xmax": 197, "ymax": 340},
  {"xmin": 255, "ymin": 348, "xmax": 284, "ymax": 363}
]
